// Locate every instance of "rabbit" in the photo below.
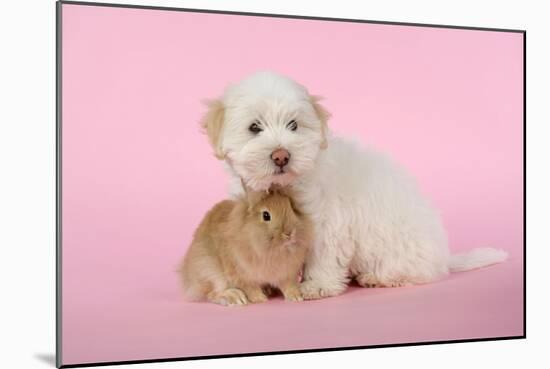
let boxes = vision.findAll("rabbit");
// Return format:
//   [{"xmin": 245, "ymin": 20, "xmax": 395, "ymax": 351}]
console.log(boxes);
[{"xmin": 179, "ymin": 184, "xmax": 313, "ymax": 306}]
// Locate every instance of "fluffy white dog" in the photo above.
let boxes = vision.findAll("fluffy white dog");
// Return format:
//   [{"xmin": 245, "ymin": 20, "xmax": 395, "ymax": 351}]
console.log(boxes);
[{"xmin": 200, "ymin": 71, "xmax": 507, "ymax": 299}]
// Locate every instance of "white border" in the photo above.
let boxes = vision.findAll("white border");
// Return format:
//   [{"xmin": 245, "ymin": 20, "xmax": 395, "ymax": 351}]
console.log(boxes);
[{"xmin": 1, "ymin": 1, "xmax": 548, "ymax": 369}]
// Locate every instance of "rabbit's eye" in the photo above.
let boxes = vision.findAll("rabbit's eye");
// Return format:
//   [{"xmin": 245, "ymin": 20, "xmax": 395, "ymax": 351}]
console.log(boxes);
[{"xmin": 262, "ymin": 211, "xmax": 271, "ymax": 221}]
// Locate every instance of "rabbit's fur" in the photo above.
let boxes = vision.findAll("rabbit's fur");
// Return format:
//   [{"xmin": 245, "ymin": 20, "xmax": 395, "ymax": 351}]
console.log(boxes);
[{"xmin": 180, "ymin": 185, "xmax": 313, "ymax": 306}]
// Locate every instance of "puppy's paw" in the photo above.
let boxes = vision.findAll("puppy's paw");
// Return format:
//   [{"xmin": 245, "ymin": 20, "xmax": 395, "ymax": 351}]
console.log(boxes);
[
  {"xmin": 217, "ymin": 288, "xmax": 249, "ymax": 306},
  {"xmin": 355, "ymin": 272, "xmax": 379, "ymax": 288},
  {"xmin": 299, "ymin": 280, "xmax": 341, "ymax": 300},
  {"xmin": 356, "ymin": 273, "xmax": 411, "ymax": 288},
  {"xmin": 377, "ymin": 280, "xmax": 411, "ymax": 288}
]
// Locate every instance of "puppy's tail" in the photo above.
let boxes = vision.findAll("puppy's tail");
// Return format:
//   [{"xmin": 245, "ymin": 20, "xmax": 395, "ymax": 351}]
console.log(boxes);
[{"xmin": 448, "ymin": 247, "xmax": 508, "ymax": 272}]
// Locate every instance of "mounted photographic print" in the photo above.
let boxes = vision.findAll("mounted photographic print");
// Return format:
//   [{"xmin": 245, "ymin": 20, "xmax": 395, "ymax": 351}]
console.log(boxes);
[{"xmin": 56, "ymin": 1, "xmax": 525, "ymax": 367}]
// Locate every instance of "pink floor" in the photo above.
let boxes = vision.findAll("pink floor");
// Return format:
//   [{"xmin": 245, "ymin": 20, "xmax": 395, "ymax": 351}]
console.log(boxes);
[{"xmin": 62, "ymin": 252, "xmax": 523, "ymax": 365}]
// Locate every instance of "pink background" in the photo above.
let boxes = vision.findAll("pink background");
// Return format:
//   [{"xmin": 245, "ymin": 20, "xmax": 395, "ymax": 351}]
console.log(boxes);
[{"xmin": 61, "ymin": 3, "xmax": 524, "ymax": 366}]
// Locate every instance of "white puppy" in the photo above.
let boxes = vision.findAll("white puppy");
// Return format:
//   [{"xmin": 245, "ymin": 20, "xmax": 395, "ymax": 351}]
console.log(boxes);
[{"xmin": 200, "ymin": 71, "xmax": 507, "ymax": 299}]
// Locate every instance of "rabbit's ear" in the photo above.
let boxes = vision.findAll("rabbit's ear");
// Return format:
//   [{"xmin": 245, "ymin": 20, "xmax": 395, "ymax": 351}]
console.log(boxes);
[
  {"xmin": 267, "ymin": 184, "xmax": 279, "ymax": 194},
  {"xmin": 245, "ymin": 189, "xmax": 266, "ymax": 210},
  {"xmin": 271, "ymin": 184, "xmax": 292, "ymax": 198},
  {"xmin": 270, "ymin": 183, "xmax": 291, "ymax": 196},
  {"xmin": 241, "ymin": 179, "xmax": 264, "ymax": 210},
  {"xmin": 276, "ymin": 186, "xmax": 303, "ymax": 216}
]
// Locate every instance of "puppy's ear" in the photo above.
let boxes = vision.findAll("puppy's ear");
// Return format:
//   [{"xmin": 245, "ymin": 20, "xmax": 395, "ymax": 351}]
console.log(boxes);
[
  {"xmin": 200, "ymin": 99, "xmax": 226, "ymax": 159},
  {"xmin": 310, "ymin": 95, "xmax": 331, "ymax": 150}
]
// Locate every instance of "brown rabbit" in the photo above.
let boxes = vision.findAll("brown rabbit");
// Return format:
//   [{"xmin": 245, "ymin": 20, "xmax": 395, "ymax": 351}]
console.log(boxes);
[{"xmin": 179, "ymin": 185, "xmax": 313, "ymax": 306}]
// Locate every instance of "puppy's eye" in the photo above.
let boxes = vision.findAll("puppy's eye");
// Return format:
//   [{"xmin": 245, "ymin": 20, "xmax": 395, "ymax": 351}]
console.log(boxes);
[
  {"xmin": 249, "ymin": 122, "xmax": 263, "ymax": 134},
  {"xmin": 262, "ymin": 211, "xmax": 271, "ymax": 221},
  {"xmin": 287, "ymin": 120, "xmax": 298, "ymax": 131}
]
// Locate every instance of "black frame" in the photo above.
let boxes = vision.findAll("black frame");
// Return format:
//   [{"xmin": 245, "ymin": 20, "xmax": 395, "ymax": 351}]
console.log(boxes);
[{"xmin": 56, "ymin": 1, "xmax": 527, "ymax": 367}]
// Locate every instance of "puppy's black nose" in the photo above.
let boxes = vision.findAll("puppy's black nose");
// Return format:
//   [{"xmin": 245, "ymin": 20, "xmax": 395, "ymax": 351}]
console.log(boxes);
[{"xmin": 271, "ymin": 148, "xmax": 290, "ymax": 167}]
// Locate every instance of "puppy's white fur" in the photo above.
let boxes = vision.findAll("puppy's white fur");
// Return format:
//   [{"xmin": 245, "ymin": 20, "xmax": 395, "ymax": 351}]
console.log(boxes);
[{"xmin": 205, "ymin": 71, "xmax": 507, "ymax": 299}]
